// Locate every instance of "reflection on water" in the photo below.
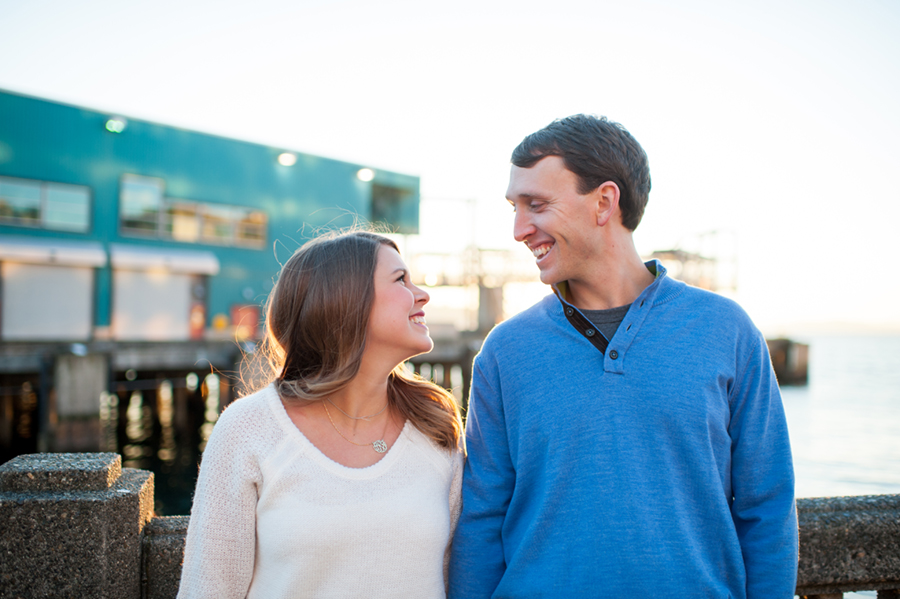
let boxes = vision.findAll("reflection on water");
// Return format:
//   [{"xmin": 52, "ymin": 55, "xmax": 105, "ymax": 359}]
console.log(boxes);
[
  {"xmin": 199, "ymin": 373, "xmax": 219, "ymax": 452},
  {"xmin": 0, "ymin": 377, "xmax": 40, "ymax": 462},
  {"xmin": 99, "ymin": 370, "xmax": 232, "ymax": 515},
  {"xmin": 125, "ymin": 390, "xmax": 154, "ymax": 459},
  {"xmin": 99, "ymin": 391, "xmax": 118, "ymax": 454},
  {"xmin": 157, "ymin": 381, "xmax": 176, "ymax": 464},
  {"xmin": 16, "ymin": 382, "xmax": 37, "ymax": 442}
]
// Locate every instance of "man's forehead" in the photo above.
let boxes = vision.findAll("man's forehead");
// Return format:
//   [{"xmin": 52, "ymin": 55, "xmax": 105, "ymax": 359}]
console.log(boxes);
[{"xmin": 506, "ymin": 156, "xmax": 572, "ymax": 199}]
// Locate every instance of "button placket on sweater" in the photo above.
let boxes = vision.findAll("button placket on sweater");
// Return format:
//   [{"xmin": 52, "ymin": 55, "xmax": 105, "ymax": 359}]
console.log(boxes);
[
  {"xmin": 603, "ymin": 266, "xmax": 669, "ymax": 374},
  {"xmin": 558, "ymin": 300, "xmax": 610, "ymax": 355},
  {"xmin": 553, "ymin": 260, "xmax": 670, "ymax": 374}
]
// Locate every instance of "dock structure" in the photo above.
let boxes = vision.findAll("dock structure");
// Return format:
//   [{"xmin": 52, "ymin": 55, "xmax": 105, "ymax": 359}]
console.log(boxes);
[{"xmin": 0, "ymin": 88, "xmax": 419, "ymax": 468}]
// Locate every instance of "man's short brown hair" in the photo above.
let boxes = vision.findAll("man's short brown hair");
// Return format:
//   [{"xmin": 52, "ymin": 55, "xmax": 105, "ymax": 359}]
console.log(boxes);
[{"xmin": 511, "ymin": 114, "xmax": 651, "ymax": 231}]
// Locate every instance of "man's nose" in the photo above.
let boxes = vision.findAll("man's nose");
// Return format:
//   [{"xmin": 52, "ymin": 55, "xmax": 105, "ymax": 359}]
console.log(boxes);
[{"xmin": 513, "ymin": 210, "xmax": 535, "ymax": 242}]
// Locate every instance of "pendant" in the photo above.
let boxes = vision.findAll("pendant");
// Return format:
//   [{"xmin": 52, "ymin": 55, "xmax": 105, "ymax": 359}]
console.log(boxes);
[{"xmin": 372, "ymin": 439, "xmax": 388, "ymax": 453}]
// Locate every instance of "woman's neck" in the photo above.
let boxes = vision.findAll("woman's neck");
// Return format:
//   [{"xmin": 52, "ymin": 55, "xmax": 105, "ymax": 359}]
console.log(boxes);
[{"xmin": 328, "ymin": 361, "xmax": 391, "ymax": 418}]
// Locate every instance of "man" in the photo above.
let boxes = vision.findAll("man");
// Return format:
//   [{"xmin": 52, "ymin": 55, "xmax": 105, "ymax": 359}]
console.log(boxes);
[{"xmin": 449, "ymin": 115, "xmax": 798, "ymax": 598}]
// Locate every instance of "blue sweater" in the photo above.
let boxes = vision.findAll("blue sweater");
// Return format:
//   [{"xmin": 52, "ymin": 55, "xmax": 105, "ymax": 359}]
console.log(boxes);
[{"xmin": 449, "ymin": 264, "xmax": 798, "ymax": 598}]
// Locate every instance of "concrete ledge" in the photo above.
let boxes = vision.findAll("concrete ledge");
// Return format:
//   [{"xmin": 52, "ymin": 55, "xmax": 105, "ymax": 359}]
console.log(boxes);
[
  {"xmin": 143, "ymin": 516, "xmax": 190, "ymax": 599},
  {"xmin": 797, "ymin": 495, "xmax": 900, "ymax": 595},
  {"xmin": 0, "ymin": 452, "xmax": 121, "ymax": 492},
  {"xmin": 3, "ymin": 453, "xmax": 900, "ymax": 598},
  {"xmin": 0, "ymin": 454, "xmax": 154, "ymax": 599}
]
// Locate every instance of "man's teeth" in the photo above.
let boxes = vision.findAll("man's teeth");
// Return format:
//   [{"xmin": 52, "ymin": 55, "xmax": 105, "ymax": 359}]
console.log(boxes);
[
  {"xmin": 410, "ymin": 316, "xmax": 426, "ymax": 325},
  {"xmin": 532, "ymin": 245, "xmax": 551, "ymax": 258}
]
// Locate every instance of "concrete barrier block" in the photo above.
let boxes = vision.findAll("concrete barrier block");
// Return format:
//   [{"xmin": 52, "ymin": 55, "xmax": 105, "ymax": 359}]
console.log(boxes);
[
  {"xmin": 0, "ymin": 453, "xmax": 154, "ymax": 599},
  {"xmin": 797, "ymin": 494, "xmax": 900, "ymax": 595},
  {"xmin": 142, "ymin": 515, "xmax": 189, "ymax": 599}
]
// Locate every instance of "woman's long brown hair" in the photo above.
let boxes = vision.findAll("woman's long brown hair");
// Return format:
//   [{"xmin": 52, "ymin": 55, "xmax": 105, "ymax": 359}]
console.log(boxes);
[{"xmin": 260, "ymin": 230, "xmax": 462, "ymax": 450}]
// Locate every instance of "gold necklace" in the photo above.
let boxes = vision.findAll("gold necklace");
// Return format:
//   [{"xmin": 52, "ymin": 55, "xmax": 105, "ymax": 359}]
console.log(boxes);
[
  {"xmin": 322, "ymin": 401, "xmax": 390, "ymax": 453},
  {"xmin": 325, "ymin": 397, "xmax": 388, "ymax": 421}
]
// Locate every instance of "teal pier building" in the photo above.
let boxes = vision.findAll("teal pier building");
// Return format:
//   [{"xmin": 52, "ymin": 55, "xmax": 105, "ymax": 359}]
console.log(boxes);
[{"xmin": 0, "ymin": 89, "xmax": 419, "ymax": 509}]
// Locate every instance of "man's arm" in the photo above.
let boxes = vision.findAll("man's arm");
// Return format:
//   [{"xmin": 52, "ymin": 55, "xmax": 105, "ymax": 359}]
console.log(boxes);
[
  {"xmin": 729, "ymin": 330, "xmax": 799, "ymax": 599},
  {"xmin": 449, "ymin": 354, "xmax": 516, "ymax": 599}
]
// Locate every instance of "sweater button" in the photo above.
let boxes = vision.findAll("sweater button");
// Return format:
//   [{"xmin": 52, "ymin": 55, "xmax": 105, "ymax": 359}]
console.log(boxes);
[
  {"xmin": 585, "ymin": 328, "xmax": 595, "ymax": 337},
  {"xmin": 609, "ymin": 350, "xmax": 619, "ymax": 360},
  {"xmin": 566, "ymin": 307, "xmax": 574, "ymax": 316}
]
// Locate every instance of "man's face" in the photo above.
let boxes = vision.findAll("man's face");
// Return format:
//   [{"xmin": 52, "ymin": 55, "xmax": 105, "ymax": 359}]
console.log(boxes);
[{"xmin": 506, "ymin": 156, "xmax": 601, "ymax": 287}]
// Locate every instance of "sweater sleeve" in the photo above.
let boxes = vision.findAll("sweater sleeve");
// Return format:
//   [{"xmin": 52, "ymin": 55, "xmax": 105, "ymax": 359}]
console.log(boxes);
[
  {"xmin": 444, "ymin": 447, "xmax": 464, "ymax": 591},
  {"xmin": 448, "ymin": 353, "xmax": 514, "ymax": 599},
  {"xmin": 729, "ymin": 330, "xmax": 799, "ymax": 598},
  {"xmin": 177, "ymin": 403, "xmax": 263, "ymax": 599}
]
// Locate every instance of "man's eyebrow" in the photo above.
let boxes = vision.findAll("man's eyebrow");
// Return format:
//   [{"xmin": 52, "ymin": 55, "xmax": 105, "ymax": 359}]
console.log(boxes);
[{"xmin": 507, "ymin": 192, "xmax": 546, "ymax": 201}]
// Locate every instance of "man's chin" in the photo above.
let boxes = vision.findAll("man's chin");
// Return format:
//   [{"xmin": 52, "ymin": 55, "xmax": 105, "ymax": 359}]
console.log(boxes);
[{"xmin": 537, "ymin": 269, "xmax": 561, "ymax": 287}]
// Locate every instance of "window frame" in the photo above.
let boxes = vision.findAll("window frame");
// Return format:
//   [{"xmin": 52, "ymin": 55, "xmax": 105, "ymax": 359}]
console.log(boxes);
[
  {"xmin": 0, "ymin": 175, "xmax": 92, "ymax": 233},
  {"xmin": 118, "ymin": 173, "xmax": 267, "ymax": 249}
]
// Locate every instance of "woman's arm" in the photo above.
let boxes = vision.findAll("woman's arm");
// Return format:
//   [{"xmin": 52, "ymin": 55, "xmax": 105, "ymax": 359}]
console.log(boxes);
[
  {"xmin": 177, "ymin": 405, "xmax": 262, "ymax": 599},
  {"xmin": 444, "ymin": 447, "xmax": 464, "ymax": 589}
]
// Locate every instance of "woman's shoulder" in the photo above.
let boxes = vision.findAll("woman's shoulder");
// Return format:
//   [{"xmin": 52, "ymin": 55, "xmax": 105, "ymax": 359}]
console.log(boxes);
[
  {"xmin": 207, "ymin": 384, "xmax": 283, "ymax": 445},
  {"xmin": 405, "ymin": 423, "xmax": 463, "ymax": 472},
  {"xmin": 221, "ymin": 383, "xmax": 276, "ymax": 414}
]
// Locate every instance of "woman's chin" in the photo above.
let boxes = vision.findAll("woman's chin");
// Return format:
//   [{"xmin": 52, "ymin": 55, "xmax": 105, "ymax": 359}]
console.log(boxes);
[{"xmin": 408, "ymin": 338, "xmax": 435, "ymax": 360}]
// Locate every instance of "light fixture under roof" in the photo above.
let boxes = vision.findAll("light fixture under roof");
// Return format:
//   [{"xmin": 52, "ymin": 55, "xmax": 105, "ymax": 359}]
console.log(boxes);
[
  {"xmin": 356, "ymin": 168, "xmax": 375, "ymax": 182},
  {"xmin": 105, "ymin": 116, "xmax": 127, "ymax": 133},
  {"xmin": 277, "ymin": 152, "xmax": 297, "ymax": 166}
]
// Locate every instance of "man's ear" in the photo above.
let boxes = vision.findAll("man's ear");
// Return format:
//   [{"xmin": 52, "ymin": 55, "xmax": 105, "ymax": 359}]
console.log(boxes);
[{"xmin": 593, "ymin": 181, "xmax": 620, "ymax": 227}]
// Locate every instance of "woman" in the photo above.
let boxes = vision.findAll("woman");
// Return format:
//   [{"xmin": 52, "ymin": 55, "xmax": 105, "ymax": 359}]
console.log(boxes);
[{"xmin": 177, "ymin": 230, "xmax": 464, "ymax": 599}]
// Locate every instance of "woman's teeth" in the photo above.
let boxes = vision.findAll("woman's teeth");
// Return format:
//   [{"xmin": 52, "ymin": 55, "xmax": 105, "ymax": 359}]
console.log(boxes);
[{"xmin": 410, "ymin": 315, "xmax": 426, "ymax": 325}]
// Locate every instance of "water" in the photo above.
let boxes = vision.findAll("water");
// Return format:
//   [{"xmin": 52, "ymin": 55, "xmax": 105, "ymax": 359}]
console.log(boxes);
[
  {"xmin": 782, "ymin": 335, "xmax": 900, "ymax": 498},
  {"xmin": 780, "ymin": 334, "xmax": 900, "ymax": 598},
  {"xmin": 101, "ymin": 370, "xmax": 228, "ymax": 516}
]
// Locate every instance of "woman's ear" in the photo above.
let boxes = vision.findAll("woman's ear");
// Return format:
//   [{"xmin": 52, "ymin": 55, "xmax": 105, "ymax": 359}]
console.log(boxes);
[{"xmin": 592, "ymin": 181, "xmax": 621, "ymax": 227}]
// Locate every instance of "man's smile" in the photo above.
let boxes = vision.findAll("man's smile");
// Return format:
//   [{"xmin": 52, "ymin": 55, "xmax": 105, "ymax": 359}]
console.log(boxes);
[{"xmin": 530, "ymin": 242, "xmax": 554, "ymax": 260}]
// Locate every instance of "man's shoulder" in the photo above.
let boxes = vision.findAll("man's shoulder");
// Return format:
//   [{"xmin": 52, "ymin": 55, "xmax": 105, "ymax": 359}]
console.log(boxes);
[{"xmin": 667, "ymin": 280, "xmax": 753, "ymax": 325}]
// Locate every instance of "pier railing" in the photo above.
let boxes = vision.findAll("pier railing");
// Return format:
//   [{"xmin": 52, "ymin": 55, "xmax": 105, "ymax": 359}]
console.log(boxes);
[{"xmin": 1, "ymin": 453, "xmax": 898, "ymax": 598}]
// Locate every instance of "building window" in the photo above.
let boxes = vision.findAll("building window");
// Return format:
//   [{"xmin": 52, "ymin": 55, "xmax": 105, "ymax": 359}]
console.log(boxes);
[
  {"xmin": 119, "ymin": 174, "xmax": 267, "ymax": 248},
  {"xmin": 0, "ymin": 176, "xmax": 90, "ymax": 232},
  {"xmin": 200, "ymin": 204, "xmax": 235, "ymax": 244},
  {"xmin": 371, "ymin": 183, "xmax": 417, "ymax": 234},
  {"xmin": 120, "ymin": 175, "xmax": 164, "ymax": 235},
  {"xmin": 235, "ymin": 208, "xmax": 267, "ymax": 246},
  {"xmin": 166, "ymin": 201, "xmax": 201, "ymax": 242}
]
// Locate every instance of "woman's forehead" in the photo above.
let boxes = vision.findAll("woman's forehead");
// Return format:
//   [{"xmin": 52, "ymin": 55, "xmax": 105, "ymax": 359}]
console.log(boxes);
[{"xmin": 375, "ymin": 244, "xmax": 405, "ymax": 270}]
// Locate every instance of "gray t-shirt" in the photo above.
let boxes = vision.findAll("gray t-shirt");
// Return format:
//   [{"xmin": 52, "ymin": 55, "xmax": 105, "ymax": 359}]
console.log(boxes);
[{"xmin": 580, "ymin": 303, "xmax": 631, "ymax": 342}]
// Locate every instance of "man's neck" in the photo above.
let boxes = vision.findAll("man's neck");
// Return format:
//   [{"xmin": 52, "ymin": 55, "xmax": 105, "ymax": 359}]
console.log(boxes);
[{"xmin": 563, "ymin": 246, "xmax": 656, "ymax": 311}]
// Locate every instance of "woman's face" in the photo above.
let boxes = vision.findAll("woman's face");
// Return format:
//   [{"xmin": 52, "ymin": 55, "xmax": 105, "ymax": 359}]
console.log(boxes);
[{"xmin": 366, "ymin": 244, "xmax": 433, "ymax": 362}]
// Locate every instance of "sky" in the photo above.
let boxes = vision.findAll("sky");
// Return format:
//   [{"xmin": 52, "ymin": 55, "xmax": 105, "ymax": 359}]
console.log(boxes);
[{"xmin": 2, "ymin": 0, "xmax": 899, "ymax": 334}]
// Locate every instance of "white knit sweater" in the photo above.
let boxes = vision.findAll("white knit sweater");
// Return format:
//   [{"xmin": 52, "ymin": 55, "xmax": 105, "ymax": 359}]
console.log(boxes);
[{"xmin": 177, "ymin": 384, "xmax": 463, "ymax": 599}]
